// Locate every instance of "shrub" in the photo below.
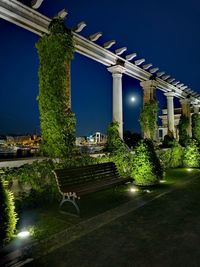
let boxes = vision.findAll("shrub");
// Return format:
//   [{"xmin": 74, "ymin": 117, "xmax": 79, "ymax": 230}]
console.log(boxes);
[
  {"xmin": 183, "ymin": 139, "xmax": 200, "ymax": 168},
  {"xmin": 178, "ymin": 115, "xmax": 190, "ymax": 146},
  {"xmin": 0, "ymin": 179, "xmax": 17, "ymax": 247},
  {"xmin": 104, "ymin": 122, "xmax": 132, "ymax": 176},
  {"xmin": 1, "ymin": 160, "xmax": 60, "ymax": 209},
  {"xmin": 192, "ymin": 113, "xmax": 200, "ymax": 143},
  {"xmin": 159, "ymin": 141, "xmax": 183, "ymax": 169},
  {"xmin": 131, "ymin": 139, "xmax": 163, "ymax": 186}
]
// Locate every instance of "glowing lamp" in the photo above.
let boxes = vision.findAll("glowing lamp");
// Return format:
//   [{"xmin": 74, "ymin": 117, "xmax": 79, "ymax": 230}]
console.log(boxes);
[{"xmin": 17, "ymin": 230, "xmax": 30, "ymax": 239}]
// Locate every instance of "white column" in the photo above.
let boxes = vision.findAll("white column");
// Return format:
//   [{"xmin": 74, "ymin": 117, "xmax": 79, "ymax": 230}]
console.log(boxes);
[
  {"xmin": 108, "ymin": 65, "xmax": 126, "ymax": 139},
  {"xmin": 193, "ymin": 104, "xmax": 200, "ymax": 114},
  {"xmin": 164, "ymin": 92, "xmax": 175, "ymax": 136}
]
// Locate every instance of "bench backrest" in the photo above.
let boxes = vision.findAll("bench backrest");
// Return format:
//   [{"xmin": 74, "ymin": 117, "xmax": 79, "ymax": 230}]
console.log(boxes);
[{"xmin": 54, "ymin": 162, "xmax": 119, "ymax": 191}]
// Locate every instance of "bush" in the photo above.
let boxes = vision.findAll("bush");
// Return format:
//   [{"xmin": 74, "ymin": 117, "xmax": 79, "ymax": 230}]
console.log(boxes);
[
  {"xmin": 159, "ymin": 141, "xmax": 183, "ymax": 169},
  {"xmin": 104, "ymin": 122, "xmax": 132, "ymax": 177},
  {"xmin": 178, "ymin": 115, "xmax": 190, "ymax": 146},
  {"xmin": 0, "ymin": 179, "xmax": 17, "ymax": 247},
  {"xmin": 131, "ymin": 139, "xmax": 163, "ymax": 186},
  {"xmin": 183, "ymin": 139, "xmax": 200, "ymax": 168},
  {"xmin": 192, "ymin": 113, "xmax": 200, "ymax": 143},
  {"xmin": 1, "ymin": 160, "xmax": 60, "ymax": 209}
]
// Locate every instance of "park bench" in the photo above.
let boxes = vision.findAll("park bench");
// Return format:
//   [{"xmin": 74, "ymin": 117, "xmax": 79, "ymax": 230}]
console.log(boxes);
[{"xmin": 53, "ymin": 162, "xmax": 132, "ymax": 215}]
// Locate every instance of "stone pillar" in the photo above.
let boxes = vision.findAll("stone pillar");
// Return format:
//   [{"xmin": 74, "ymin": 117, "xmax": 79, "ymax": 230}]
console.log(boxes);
[
  {"xmin": 140, "ymin": 80, "xmax": 157, "ymax": 105},
  {"xmin": 140, "ymin": 80, "xmax": 157, "ymax": 139},
  {"xmin": 193, "ymin": 104, "xmax": 200, "ymax": 114},
  {"xmin": 180, "ymin": 98, "xmax": 192, "ymax": 136},
  {"xmin": 108, "ymin": 65, "xmax": 126, "ymax": 139},
  {"xmin": 164, "ymin": 92, "xmax": 175, "ymax": 137}
]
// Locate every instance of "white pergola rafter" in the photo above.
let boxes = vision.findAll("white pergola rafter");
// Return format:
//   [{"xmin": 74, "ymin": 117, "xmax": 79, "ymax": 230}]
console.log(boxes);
[{"xmin": 0, "ymin": 0, "xmax": 198, "ymax": 104}]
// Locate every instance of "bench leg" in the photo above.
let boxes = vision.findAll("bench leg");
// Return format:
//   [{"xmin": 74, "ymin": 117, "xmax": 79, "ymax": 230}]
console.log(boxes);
[{"xmin": 59, "ymin": 194, "xmax": 80, "ymax": 215}]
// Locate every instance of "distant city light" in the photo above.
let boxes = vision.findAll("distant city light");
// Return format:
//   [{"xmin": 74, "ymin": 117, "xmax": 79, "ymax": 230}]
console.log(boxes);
[{"xmin": 17, "ymin": 230, "xmax": 30, "ymax": 239}]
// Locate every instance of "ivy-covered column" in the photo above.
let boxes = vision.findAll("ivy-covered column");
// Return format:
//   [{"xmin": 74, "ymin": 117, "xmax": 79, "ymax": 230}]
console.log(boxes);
[
  {"xmin": 36, "ymin": 18, "xmax": 76, "ymax": 159},
  {"xmin": 140, "ymin": 80, "xmax": 158, "ymax": 140},
  {"xmin": 180, "ymin": 98, "xmax": 192, "ymax": 137}
]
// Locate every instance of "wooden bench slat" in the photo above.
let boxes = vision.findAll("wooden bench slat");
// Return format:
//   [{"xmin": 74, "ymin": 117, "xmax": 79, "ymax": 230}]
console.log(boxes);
[{"xmin": 53, "ymin": 162, "xmax": 132, "ymax": 215}]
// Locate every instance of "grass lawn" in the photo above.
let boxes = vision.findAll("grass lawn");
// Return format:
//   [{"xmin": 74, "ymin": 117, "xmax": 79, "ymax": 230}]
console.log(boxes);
[
  {"xmin": 15, "ymin": 168, "xmax": 199, "ymax": 241},
  {"xmin": 26, "ymin": 168, "xmax": 200, "ymax": 266}
]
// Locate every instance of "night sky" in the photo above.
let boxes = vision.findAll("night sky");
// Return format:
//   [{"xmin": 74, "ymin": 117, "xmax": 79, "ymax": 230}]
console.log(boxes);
[{"xmin": 0, "ymin": 0, "xmax": 200, "ymax": 136}]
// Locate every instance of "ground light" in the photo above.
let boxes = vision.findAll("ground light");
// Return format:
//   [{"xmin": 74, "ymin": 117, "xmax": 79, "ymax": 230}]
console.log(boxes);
[
  {"xmin": 187, "ymin": 168, "xmax": 193, "ymax": 172},
  {"xmin": 129, "ymin": 186, "xmax": 139, "ymax": 193},
  {"xmin": 160, "ymin": 180, "xmax": 166, "ymax": 183},
  {"xmin": 17, "ymin": 230, "xmax": 30, "ymax": 239}
]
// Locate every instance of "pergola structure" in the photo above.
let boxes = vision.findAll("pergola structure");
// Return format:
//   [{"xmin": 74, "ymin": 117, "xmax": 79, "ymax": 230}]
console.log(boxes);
[{"xmin": 1, "ymin": 0, "xmax": 200, "ymax": 138}]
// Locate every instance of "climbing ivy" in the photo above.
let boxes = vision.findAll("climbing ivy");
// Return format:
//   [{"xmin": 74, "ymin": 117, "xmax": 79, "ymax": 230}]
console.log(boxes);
[
  {"xmin": 140, "ymin": 100, "xmax": 158, "ymax": 139},
  {"xmin": 192, "ymin": 113, "xmax": 200, "ymax": 143},
  {"xmin": 36, "ymin": 18, "xmax": 76, "ymax": 159},
  {"xmin": 178, "ymin": 115, "xmax": 190, "ymax": 146}
]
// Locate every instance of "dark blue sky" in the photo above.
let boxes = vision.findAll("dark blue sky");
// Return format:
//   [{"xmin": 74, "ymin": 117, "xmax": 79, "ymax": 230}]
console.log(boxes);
[{"xmin": 0, "ymin": 0, "xmax": 199, "ymax": 136}]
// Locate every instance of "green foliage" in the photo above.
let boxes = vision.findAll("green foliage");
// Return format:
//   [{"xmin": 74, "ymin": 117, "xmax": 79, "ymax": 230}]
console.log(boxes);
[
  {"xmin": 36, "ymin": 18, "xmax": 76, "ymax": 159},
  {"xmin": 183, "ymin": 139, "xmax": 200, "ymax": 168},
  {"xmin": 1, "ymin": 160, "xmax": 60, "ymax": 208},
  {"xmin": 131, "ymin": 139, "xmax": 163, "ymax": 186},
  {"xmin": 159, "ymin": 141, "xmax": 183, "ymax": 169},
  {"xmin": 104, "ymin": 122, "xmax": 132, "ymax": 176},
  {"xmin": 178, "ymin": 115, "xmax": 190, "ymax": 146},
  {"xmin": 0, "ymin": 179, "xmax": 17, "ymax": 247},
  {"xmin": 140, "ymin": 100, "xmax": 158, "ymax": 139},
  {"xmin": 192, "ymin": 113, "xmax": 200, "ymax": 143}
]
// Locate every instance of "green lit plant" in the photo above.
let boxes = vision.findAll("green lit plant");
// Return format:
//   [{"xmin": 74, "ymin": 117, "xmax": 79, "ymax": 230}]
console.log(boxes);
[
  {"xmin": 140, "ymin": 100, "xmax": 158, "ymax": 139},
  {"xmin": 36, "ymin": 18, "xmax": 76, "ymax": 159},
  {"xmin": 104, "ymin": 122, "xmax": 132, "ymax": 176},
  {"xmin": 178, "ymin": 115, "xmax": 190, "ymax": 146},
  {"xmin": 183, "ymin": 139, "xmax": 200, "ymax": 168},
  {"xmin": 159, "ymin": 140, "xmax": 183, "ymax": 169},
  {"xmin": 192, "ymin": 113, "xmax": 200, "ymax": 143},
  {"xmin": 131, "ymin": 139, "xmax": 163, "ymax": 186},
  {"xmin": 0, "ymin": 178, "xmax": 17, "ymax": 247}
]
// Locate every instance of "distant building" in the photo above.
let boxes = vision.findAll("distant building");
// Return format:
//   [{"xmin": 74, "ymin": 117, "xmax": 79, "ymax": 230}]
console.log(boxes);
[
  {"xmin": 87, "ymin": 132, "xmax": 107, "ymax": 144},
  {"xmin": 158, "ymin": 108, "xmax": 182, "ymax": 141},
  {"xmin": 158, "ymin": 107, "xmax": 197, "ymax": 141}
]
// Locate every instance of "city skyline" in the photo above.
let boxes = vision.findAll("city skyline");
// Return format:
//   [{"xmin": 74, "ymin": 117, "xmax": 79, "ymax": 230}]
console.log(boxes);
[{"xmin": 0, "ymin": 0, "xmax": 199, "ymax": 135}]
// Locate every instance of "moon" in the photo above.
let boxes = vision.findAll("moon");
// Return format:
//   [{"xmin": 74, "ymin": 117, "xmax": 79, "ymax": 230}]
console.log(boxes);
[{"xmin": 130, "ymin": 96, "xmax": 136, "ymax": 102}]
